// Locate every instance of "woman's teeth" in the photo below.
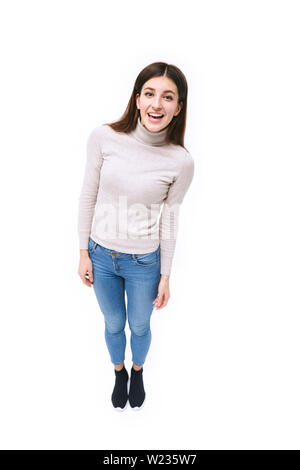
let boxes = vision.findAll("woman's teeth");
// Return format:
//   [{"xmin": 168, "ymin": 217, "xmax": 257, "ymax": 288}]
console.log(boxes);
[{"xmin": 148, "ymin": 113, "xmax": 164, "ymax": 120}]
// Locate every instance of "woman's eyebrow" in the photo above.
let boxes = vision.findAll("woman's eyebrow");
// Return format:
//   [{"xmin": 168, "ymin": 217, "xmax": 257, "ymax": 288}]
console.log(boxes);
[{"xmin": 144, "ymin": 87, "xmax": 175, "ymax": 95}]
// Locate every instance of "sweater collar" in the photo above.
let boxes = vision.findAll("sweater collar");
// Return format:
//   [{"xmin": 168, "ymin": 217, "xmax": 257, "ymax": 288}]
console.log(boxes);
[{"xmin": 131, "ymin": 116, "xmax": 168, "ymax": 146}]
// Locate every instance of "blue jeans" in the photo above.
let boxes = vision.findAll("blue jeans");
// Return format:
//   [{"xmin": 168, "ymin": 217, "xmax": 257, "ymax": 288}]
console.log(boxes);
[{"xmin": 88, "ymin": 237, "xmax": 161, "ymax": 366}]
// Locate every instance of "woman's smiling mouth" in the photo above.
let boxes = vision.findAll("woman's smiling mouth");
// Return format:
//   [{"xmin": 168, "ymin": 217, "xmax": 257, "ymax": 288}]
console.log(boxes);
[{"xmin": 147, "ymin": 113, "xmax": 164, "ymax": 123}]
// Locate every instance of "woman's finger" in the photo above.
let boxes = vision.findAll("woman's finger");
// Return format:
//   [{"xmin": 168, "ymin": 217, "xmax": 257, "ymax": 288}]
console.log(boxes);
[{"xmin": 155, "ymin": 294, "xmax": 164, "ymax": 308}]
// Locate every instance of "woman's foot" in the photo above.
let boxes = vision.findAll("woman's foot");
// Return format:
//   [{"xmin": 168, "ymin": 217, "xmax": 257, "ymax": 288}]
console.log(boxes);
[
  {"xmin": 111, "ymin": 365, "xmax": 129, "ymax": 411},
  {"xmin": 129, "ymin": 366, "xmax": 146, "ymax": 410}
]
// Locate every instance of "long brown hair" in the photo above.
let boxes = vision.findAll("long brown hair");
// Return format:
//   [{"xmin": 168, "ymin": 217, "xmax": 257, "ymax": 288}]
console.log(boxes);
[{"xmin": 104, "ymin": 62, "xmax": 189, "ymax": 150}]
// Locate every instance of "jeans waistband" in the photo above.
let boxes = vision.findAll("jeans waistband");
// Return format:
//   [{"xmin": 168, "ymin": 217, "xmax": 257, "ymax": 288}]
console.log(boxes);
[{"xmin": 89, "ymin": 237, "xmax": 160, "ymax": 258}]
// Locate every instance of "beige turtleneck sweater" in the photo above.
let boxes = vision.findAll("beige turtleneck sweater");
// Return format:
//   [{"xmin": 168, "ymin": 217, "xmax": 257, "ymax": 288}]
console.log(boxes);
[{"xmin": 77, "ymin": 116, "xmax": 194, "ymax": 276}]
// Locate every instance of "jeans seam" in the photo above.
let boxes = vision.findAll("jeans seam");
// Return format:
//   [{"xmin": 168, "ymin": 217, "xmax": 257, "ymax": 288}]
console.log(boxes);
[{"xmin": 89, "ymin": 238, "xmax": 97, "ymax": 255}]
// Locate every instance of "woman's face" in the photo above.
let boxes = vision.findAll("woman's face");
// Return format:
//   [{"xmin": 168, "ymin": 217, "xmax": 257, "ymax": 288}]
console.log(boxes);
[{"xmin": 136, "ymin": 76, "xmax": 182, "ymax": 132}]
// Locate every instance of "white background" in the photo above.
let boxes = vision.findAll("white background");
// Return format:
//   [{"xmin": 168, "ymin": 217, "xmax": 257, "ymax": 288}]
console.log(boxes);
[{"xmin": 0, "ymin": 0, "xmax": 299, "ymax": 450}]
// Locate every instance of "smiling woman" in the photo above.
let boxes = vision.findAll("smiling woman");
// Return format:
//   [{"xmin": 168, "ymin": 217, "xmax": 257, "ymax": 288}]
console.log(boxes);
[{"xmin": 77, "ymin": 61, "xmax": 194, "ymax": 411}]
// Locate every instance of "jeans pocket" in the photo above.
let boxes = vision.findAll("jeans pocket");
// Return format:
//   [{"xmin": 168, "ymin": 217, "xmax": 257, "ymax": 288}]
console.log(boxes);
[{"xmin": 133, "ymin": 250, "xmax": 158, "ymax": 266}]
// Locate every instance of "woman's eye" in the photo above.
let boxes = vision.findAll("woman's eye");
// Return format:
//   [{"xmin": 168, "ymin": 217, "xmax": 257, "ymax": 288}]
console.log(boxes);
[{"xmin": 145, "ymin": 92, "xmax": 172, "ymax": 100}]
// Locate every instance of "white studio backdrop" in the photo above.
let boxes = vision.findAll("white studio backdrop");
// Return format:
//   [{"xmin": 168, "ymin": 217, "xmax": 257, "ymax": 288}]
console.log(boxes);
[{"xmin": 0, "ymin": 0, "xmax": 299, "ymax": 450}]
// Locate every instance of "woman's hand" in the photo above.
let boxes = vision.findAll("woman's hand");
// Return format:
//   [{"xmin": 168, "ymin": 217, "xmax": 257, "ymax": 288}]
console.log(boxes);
[
  {"xmin": 153, "ymin": 275, "xmax": 170, "ymax": 310},
  {"xmin": 78, "ymin": 251, "xmax": 94, "ymax": 287}
]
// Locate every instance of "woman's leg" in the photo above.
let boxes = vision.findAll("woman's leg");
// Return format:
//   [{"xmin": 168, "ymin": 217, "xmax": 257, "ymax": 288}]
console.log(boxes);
[
  {"xmin": 89, "ymin": 247, "xmax": 127, "ymax": 366},
  {"xmin": 123, "ymin": 247, "xmax": 160, "ymax": 408},
  {"xmin": 125, "ymin": 248, "xmax": 161, "ymax": 367}
]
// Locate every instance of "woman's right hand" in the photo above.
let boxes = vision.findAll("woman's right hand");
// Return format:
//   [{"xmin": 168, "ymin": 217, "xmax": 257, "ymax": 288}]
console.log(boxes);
[{"xmin": 78, "ymin": 251, "xmax": 94, "ymax": 287}]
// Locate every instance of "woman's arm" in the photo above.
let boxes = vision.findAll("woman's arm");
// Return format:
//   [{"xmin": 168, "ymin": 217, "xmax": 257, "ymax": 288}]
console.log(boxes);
[
  {"xmin": 78, "ymin": 127, "xmax": 104, "ymax": 251},
  {"xmin": 158, "ymin": 151, "xmax": 195, "ymax": 277},
  {"xmin": 154, "ymin": 150, "xmax": 194, "ymax": 310}
]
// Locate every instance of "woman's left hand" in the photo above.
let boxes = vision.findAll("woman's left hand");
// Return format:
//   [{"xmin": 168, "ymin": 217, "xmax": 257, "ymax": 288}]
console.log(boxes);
[{"xmin": 153, "ymin": 276, "xmax": 170, "ymax": 310}]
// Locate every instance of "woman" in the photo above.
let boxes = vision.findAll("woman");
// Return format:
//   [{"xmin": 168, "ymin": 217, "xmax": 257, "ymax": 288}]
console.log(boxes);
[{"xmin": 77, "ymin": 62, "xmax": 194, "ymax": 411}]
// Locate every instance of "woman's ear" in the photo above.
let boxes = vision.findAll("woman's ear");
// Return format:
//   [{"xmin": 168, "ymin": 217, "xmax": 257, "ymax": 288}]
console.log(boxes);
[
  {"xmin": 174, "ymin": 101, "xmax": 183, "ymax": 117},
  {"xmin": 136, "ymin": 93, "xmax": 140, "ymax": 110}
]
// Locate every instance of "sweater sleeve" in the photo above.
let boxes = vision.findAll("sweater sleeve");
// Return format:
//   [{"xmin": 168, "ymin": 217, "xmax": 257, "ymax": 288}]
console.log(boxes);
[
  {"xmin": 159, "ymin": 151, "xmax": 194, "ymax": 276},
  {"xmin": 77, "ymin": 127, "xmax": 104, "ymax": 249}
]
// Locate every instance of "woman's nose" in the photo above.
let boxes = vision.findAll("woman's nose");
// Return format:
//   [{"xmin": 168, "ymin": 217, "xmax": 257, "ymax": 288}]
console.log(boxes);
[{"xmin": 152, "ymin": 98, "xmax": 162, "ymax": 108}]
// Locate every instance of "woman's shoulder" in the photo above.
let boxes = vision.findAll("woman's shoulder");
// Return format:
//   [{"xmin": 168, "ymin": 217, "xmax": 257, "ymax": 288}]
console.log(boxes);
[
  {"xmin": 167, "ymin": 143, "xmax": 194, "ymax": 168},
  {"xmin": 88, "ymin": 123, "xmax": 114, "ymax": 139}
]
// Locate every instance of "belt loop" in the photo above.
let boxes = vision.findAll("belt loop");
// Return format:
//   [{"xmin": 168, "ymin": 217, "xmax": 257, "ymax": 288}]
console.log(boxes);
[{"xmin": 92, "ymin": 240, "xmax": 97, "ymax": 254}]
